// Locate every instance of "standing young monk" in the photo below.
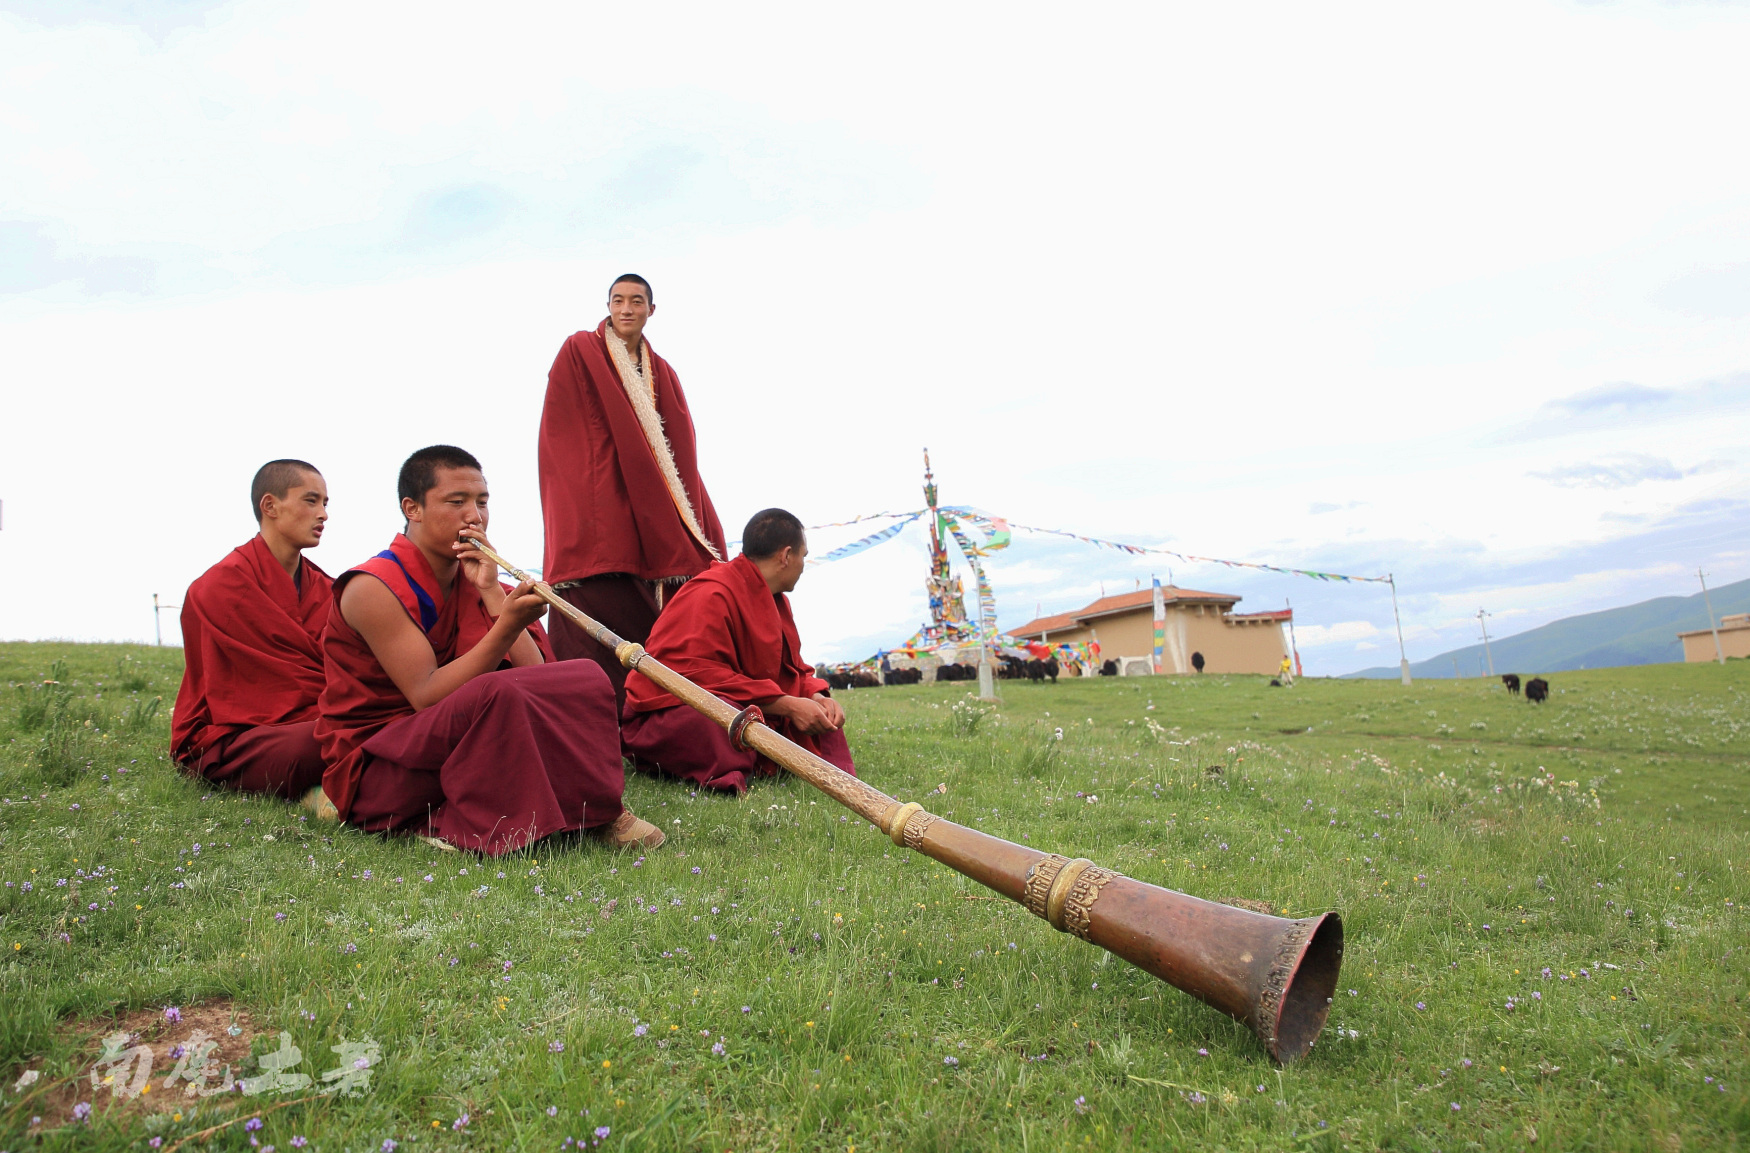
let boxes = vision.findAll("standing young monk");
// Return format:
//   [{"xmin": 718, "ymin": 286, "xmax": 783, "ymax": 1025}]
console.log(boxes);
[
  {"xmin": 172, "ymin": 460, "xmax": 333, "ymax": 802},
  {"xmin": 538, "ymin": 274, "xmax": 728, "ymax": 709},
  {"xmin": 316, "ymin": 445, "xmax": 663, "ymax": 855},
  {"xmin": 621, "ymin": 508, "xmax": 856, "ymax": 795}
]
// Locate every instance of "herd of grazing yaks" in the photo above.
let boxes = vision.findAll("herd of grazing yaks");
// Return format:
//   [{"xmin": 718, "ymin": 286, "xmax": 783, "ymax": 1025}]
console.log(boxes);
[
  {"xmin": 820, "ymin": 661, "xmax": 1556, "ymax": 699},
  {"xmin": 1500, "ymin": 673, "xmax": 1550, "ymax": 703},
  {"xmin": 817, "ymin": 655, "xmax": 1064, "ymax": 691}
]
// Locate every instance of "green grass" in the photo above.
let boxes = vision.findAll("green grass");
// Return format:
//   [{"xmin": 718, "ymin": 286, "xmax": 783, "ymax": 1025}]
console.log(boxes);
[{"xmin": 1, "ymin": 642, "xmax": 1746, "ymax": 1150}]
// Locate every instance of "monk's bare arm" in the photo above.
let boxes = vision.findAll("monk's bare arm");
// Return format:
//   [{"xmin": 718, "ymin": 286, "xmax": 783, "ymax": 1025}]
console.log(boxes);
[
  {"xmin": 474, "ymin": 581, "xmax": 544, "ymax": 667},
  {"xmin": 340, "ymin": 576, "xmax": 538, "ymax": 710},
  {"xmin": 456, "ymin": 530, "xmax": 543, "ymax": 667}
]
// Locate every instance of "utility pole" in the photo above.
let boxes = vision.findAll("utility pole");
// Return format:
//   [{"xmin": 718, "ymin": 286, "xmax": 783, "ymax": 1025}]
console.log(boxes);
[
  {"xmin": 1476, "ymin": 609, "xmax": 1495, "ymax": 678},
  {"xmin": 153, "ymin": 594, "xmax": 180, "ymax": 647},
  {"xmin": 1389, "ymin": 574, "xmax": 1411, "ymax": 685},
  {"xmin": 1698, "ymin": 568, "xmax": 1725, "ymax": 665}
]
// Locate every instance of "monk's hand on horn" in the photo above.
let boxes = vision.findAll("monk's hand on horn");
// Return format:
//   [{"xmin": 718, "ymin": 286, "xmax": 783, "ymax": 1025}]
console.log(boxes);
[
  {"xmin": 812, "ymin": 693, "xmax": 847, "ymax": 731},
  {"xmin": 496, "ymin": 580, "xmax": 548, "ymax": 631},
  {"xmin": 454, "ymin": 528, "xmax": 503, "ymax": 592},
  {"xmin": 767, "ymin": 694, "xmax": 836, "ymax": 736}
]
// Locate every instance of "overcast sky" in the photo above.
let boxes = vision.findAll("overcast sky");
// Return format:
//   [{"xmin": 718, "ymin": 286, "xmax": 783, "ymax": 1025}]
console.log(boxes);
[{"xmin": 3, "ymin": 0, "xmax": 1749, "ymax": 674}]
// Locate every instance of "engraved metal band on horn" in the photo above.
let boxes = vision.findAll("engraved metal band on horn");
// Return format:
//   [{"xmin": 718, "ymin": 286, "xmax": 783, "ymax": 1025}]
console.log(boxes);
[
  {"xmin": 1058, "ymin": 865, "xmax": 1117, "ymax": 940},
  {"xmin": 884, "ymin": 801, "xmax": 924, "ymax": 847},
  {"xmin": 901, "ymin": 810, "xmax": 938, "ymax": 850},
  {"xmin": 1023, "ymin": 854, "xmax": 1070, "ymax": 920}
]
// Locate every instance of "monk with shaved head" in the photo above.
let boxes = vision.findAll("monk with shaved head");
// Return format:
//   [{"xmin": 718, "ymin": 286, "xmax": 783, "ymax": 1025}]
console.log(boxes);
[
  {"xmin": 316, "ymin": 445, "xmax": 660, "ymax": 855},
  {"xmin": 172, "ymin": 459, "xmax": 334, "ymax": 805},
  {"xmin": 621, "ymin": 508, "xmax": 856, "ymax": 795}
]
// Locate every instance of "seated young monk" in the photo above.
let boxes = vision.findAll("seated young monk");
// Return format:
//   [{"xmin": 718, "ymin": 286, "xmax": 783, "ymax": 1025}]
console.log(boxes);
[
  {"xmin": 315, "ymin": 444, "xmax": 663, "ymax": 855},
  {"xmin": 172, "ymin": 459, "xmax": 334, "ymax": 804},
  {"xmin": 621, "ymin": 508, "xmax": 856, "ymax": 794}
]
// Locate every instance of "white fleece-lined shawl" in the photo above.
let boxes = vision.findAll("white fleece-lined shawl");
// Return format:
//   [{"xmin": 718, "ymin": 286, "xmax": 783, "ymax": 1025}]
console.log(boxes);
[{"xmin": 602, "ymin": 326, "xmax": 722, "ymax": 562}]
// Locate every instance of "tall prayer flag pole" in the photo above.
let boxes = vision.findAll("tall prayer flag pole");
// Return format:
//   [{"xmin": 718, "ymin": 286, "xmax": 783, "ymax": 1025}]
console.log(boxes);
[{"xmin": 1151, "ymin": 577, "xmax": 1167, "ymax": 674}]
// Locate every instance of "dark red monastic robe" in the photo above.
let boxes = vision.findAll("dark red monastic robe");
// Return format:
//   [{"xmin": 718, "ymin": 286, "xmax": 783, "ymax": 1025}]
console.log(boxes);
[
  {"xmin": 171, "ymin": 535, "xmax": 332, "ymax": 796},
  {"xmin": 537, "ymin": 318, "xmax": 727, "ymax": 584},
  {"xmin": 622, "ymin": 554, "xmax": 856, "ymax": 794},
  {"xmin": 315, "ymin": 536, "xmax": 620, "ymax": 856}
]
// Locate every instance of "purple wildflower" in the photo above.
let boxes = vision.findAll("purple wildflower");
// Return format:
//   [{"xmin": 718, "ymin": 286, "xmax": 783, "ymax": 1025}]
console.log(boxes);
[
  {"xmin": 634, "ymin": 1024, "xmax": 648, "ymax": 1037},
  {"xmin": 1416, "ymin": 1002, "xmax": 1426, "ymax": 1010},
  {"xmin": 455, "ymin": 1113, "xmax": 472, "ymax": 1129},
  {"xmin": 164, "ymin": 1006, "xmax": 182, "ymax": 1024},
  {"xmin": 73, "ymin": 1101, "xmax": 92, "ymax": 1122},
  {"xmin": 549, "ymin": 1041, "xmax": 565, "ymax": 1053},
  {"xmin": 712, "ymin": 1042, "xmax": 726, "ymax": 1056},
  {"xmin": 246, "ymin": 1118, "xmax": 264, "ymax": 1132},
  {"xmin": 943, "ymin": 1056, "xmax": 958, "ymax": 1066},
  {"xmin": 595, "ymin": 1126, "xmax": 611, "ymax": 1139}
]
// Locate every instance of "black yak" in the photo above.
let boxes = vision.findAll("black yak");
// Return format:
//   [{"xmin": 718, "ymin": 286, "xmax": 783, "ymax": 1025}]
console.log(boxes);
[
  {"xmin": 1502, "ymin": 674, "xmax": 1521, "ymax": 696},
  {"xmin": 1525, "ymin": 676, "xmax": 1549, "ymax": 704}
]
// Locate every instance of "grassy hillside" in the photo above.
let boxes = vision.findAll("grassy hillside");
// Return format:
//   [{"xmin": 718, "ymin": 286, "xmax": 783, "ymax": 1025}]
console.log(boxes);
[
  {"xmin": 1, "ymin": 643, "xmax": 1746, "ymax": 1151},
  {"xmin": 1348, "ymin": 574, "xmax": 1750, "ymax": 678}
]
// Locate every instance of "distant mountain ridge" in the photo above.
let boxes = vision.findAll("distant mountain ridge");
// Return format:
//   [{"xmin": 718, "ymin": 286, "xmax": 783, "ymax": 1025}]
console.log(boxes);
[{"xmin": 1342, "ymin": 576, "xmax": 1750, "ymax": 679}]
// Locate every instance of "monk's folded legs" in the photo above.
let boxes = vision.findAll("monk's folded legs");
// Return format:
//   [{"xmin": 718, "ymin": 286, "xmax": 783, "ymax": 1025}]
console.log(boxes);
[
  {"xmin": 622, "ymin": 705, "xmax": 855, "ymax": 796},
  {"xmin": 350, "ymin": 661, "xmax": 625, "ymax": 856},
  {"xmin": 187, "ymin": 721, "xmax": 326, "ymax": 799}
]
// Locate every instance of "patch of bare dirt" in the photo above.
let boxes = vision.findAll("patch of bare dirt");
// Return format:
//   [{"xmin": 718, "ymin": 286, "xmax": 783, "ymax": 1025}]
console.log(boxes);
[{"xmin": 9, "ymin": 998, "xmax": 266, "ymax": 1128}]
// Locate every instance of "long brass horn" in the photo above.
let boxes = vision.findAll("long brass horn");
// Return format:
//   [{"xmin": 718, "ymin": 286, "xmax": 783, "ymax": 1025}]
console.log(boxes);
[{"xmin": 480, "ymin": 543, "xmax": 1344, "ymax": 1062}]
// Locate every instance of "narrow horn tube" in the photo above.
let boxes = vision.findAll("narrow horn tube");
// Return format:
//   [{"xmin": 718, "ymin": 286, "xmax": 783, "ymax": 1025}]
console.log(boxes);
[{"xmin": 473, "ymin": 541, "xmax": 1345, "ymax": 1062}]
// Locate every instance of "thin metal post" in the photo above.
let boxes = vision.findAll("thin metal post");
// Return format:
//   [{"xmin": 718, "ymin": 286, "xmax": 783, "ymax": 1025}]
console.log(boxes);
[
  {"xmin": 1699, "ymin": 569, "xmax": 1725, "ymax": 665},
  {"xmin": 1476, "ymin": 609, "xmax": 1495, "ymax": 678},
  {"xmin": 154, "ymin": 593, "xmax": 162, "ymax": 647},
  {"xmin": 1389, "ymin": 574, "xmax": 1411, "ymax": 685}
]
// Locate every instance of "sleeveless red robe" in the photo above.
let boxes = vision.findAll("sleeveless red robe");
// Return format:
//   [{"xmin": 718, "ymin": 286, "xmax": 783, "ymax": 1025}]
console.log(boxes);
[{"xmin": 315, "ymin": 535, "xmax": 620, "ymax": 855}]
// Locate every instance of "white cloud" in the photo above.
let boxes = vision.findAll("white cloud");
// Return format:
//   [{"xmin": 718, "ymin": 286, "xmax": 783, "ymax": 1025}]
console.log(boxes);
[{"xmin": 1293, "ymin": 621, "xmax": 1382, "ymax": 648}]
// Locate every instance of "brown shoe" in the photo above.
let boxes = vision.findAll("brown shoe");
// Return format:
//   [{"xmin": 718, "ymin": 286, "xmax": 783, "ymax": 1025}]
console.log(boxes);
[
  {"xmin": 591, "ymin": 810, "xmax": 666, "ymax": 851},
  {"xmin": 301, "ymin": 786, "xmax": 339, "ymax": 822}
]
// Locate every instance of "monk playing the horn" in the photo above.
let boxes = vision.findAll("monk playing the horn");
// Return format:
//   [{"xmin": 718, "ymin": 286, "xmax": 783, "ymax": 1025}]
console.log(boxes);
[
  {"xmin": 316, "ymin": 445, "xmax": 662, "ymax": 855},
  {"xmin": 172, "ymin": 459, "xmax": 333, "ymax": 803},
  {"xmin": 621, "ymin": 508, "xmax": 856, "ymax": 794},
  {"xmin": 539, "ymin": 273, "xmax": 728, "ymax": 710}
]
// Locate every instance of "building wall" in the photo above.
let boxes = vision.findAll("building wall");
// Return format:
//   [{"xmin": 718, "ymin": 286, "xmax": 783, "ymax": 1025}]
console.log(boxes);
[
  {"xmin": 1033, "ymin": 604, "xmax": 1288, "ymax": 675},
  {"xmin": 1680, "ymin": 623, "xmax": 1750, "ymax": 662}
]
